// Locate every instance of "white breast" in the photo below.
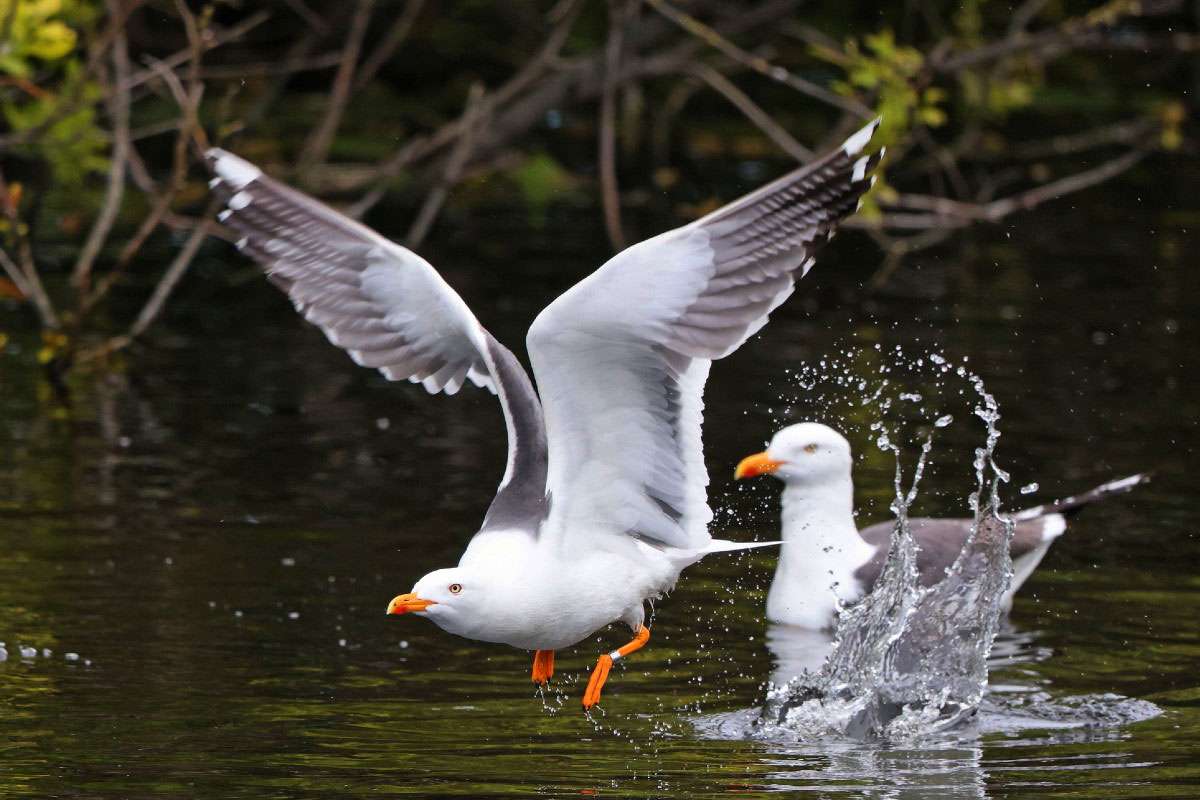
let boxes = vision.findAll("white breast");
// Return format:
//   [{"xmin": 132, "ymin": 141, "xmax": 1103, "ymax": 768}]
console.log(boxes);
[{"xmin": 766, "ymin": 481, "xmax": 875, "ymax": 630}]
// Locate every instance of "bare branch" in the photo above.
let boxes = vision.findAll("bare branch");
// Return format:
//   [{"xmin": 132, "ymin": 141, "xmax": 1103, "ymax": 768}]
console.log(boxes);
[
  {"xmin": 866, "ymin": 228, "xmax": 955, "ymax": 290},
  {"xmin": 299, "ymin": 0, "xmax": 376, "ymax": 172},
  {"xmin": 644, "ymin": 0, "xmax": 873, "ymax": 118},
  {"xmin": 71, "ymin": 0, "xmax": 133, "ymax": 293},
  {"xmin": 599, "ymin": 0, "xmax": 633, "ymax": 251},
  {"xmin": 1003, "ymin": 118, "xmax": 1156, "ymax": 161},
  {"xmin": 122, "ymin": 10, "xmax": 271, "ymax": 92},
  {"xmin": 353, "ymin": 0, "xmax": 426, "ymax": 91},
  {"xmin": 281, "ymin": 0, "xmax": 329, "ymax": 35},
  {"xmin": 405, "ymin": 83, "xmax": 488, "ymax": 248},
  {"xmin": 933, "ymin": 1, "xmax": 1190, "ymax": 74},
  {"xmin": 81, "ymin": 2, "xmax": 209, "ymax": 318},
  {"xmin": 196, "ymin": 52, "xmax": 343, "ymax": 79},
  {"xmin": 125, "ymin": 198, "xmax": 220, "ymax": 341},
  {"xmin": 240, "ymin": 30, "xmax": 322, "ymax": 132},
  {"xmin": 689, "ymin": 63, "xmax": 813, "ymax": 162},
  {"xmin": 357, "ymin": 0, "xmax": 791, "ymax": 201},
  {"xmin": 1009, "ymin": 0, "xmax": 1052, "ymax": 33},
  {"xmin": 977, "ymin": 147, "xmax": 1150, "ymax": 221},
  {"xmin": 350, "ymin": 0, "xmax": 586, "ymax": 215},
  {"xmin": 0, "ymin": 169, "xmax": 58, "ymax": 328},
  {"xmin": 652, "ymin": 77, "xmax": 702, "ymax": 163},
  {"xmin": 869, "ymin": 146, "xmax": 1152, "ymax": 230},
  {"xmin": 0, "ymin": 247, "xmax": 31, "ymax": 299}
]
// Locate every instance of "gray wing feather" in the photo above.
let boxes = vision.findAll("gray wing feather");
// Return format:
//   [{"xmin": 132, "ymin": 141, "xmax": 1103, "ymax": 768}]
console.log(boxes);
[
  {"xmin": 530, "ymin": 120, "xmax": 881, "ymax": 551},
  {"xmin": 207, "ymin": 150, "xmax": 548, "ymax": 530},
  {"xmin": 857, "ymin": 517, "xmax": 1052, "ymax": 588}
]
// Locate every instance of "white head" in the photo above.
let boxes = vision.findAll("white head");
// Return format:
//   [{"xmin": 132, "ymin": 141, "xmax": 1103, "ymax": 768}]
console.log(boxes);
[
  {"xmin": 734, "ymin": 422, "xmax": 853, "ymax": 487},
  {"xmin": 385, "ymin": 566, "xmax": 491, "ymax": 637}
]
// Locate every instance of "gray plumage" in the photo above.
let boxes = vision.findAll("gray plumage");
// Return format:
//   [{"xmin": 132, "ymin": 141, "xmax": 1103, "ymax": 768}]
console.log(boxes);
[{"xmin": 855, "ymin": 473, "xmax": 1151, "ymax": 589}]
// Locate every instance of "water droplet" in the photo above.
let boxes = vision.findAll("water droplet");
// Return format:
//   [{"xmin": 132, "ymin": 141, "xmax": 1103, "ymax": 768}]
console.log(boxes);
[
  {"xmin": 934, "ymin": 415, "xmax": 953, "ymax": 428},
  {"xmin": 1020, "ymin": 482, "xmax": 1039, "ymax": 494}
]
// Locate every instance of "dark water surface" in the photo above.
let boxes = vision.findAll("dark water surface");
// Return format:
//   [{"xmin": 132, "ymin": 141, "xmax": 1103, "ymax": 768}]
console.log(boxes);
[{"xmin": 2, "ymin": 179, "xmax": 1198, "ymax": 797}]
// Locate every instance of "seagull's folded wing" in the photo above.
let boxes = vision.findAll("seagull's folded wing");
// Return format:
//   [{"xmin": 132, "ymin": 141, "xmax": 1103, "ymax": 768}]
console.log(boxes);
[
  {"xmin": 207, "ymin": 151, "xmax": 548, "ymax": 529},
  {"xmin": 528, "ymin": 120, "xmax": 883, "ymax": 552}
]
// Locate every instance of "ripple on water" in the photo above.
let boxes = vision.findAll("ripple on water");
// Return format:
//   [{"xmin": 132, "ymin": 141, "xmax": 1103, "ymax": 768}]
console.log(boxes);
[{"xmin": 692, "ymin": 688, "xmax": 1162, "ymax": 742}]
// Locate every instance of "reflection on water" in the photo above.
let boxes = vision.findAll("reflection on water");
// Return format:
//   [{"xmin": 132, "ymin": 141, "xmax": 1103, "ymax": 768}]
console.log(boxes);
[
  {"xmin": 2, "ymin": 194, "xmax": 1198, "ymax": 797},
  {"xmin": 703, "ymin": 619, "xmax": 1161, "ymax": 797}
]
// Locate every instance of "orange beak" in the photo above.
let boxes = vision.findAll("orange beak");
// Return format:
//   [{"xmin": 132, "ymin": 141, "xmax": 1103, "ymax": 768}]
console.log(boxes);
[
  {"xmin": 386, "ymin": 592, "xmax": 436, "ymax": 615},
  {"xmin": 734, "ymin": 451, "xmax": 785, "ymax": 480}
]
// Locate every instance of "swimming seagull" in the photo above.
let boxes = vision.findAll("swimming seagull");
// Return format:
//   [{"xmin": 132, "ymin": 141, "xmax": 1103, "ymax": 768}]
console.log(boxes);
[
  {"xmin": 735, "ymin": 422, "xmax": 1150, "ymax": 630},
  {"xmin": 206, "ymin": 120, "xmax": 882, "ymax": 709}
]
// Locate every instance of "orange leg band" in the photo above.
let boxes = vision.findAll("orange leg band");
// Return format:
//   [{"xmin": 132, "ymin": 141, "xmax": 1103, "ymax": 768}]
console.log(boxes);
[
  {"xmin": 582, "ymin": 625, "xmax": 650, "ymax": 710},
  {"xmin": 531, "ymin": 649, "xmax": 555, "ymax": 685}
]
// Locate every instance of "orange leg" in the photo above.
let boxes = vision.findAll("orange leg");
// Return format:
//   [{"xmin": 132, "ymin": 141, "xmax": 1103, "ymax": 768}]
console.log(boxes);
[
  {"xmin": 531, "ymin": 649, "xmax": 555, "ymax": 685},
  {"xmin": 582, "ymin": 625, "xmax": 650, "ymax": 710}
]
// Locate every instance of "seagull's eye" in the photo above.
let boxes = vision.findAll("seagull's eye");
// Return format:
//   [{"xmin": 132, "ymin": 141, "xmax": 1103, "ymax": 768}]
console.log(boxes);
[
  {"xmin": 804, "ymin": 443, "xmax": 819, "ymax": 454},
  {"xmin": 448, "ymin": 583, "xmax": 463, "ymax": 594}
]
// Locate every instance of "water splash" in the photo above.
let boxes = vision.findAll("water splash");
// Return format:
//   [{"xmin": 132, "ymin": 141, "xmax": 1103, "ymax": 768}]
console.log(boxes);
[
  {"xmin": 757, "ymin": 351, "xmax": 1016, "ymax": 740},
  {"xmin": 703, "ymin": 344, "xmax": 1160, "ymax": 742}
]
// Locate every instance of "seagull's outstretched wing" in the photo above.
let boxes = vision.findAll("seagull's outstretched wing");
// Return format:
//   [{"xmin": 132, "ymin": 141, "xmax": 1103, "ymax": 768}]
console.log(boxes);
[
  {"xmin": 207, "ymin": 150, "xmax": 547, "ymax": 530},
  {"xmin": 527, "ymin": 120, "xmax": 882, "ymax": 551}
]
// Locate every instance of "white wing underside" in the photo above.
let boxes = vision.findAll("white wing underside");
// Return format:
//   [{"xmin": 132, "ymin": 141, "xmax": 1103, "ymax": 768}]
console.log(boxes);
[{"xmin": 528, "ymin": 120, "xmax": 882, "ymax": 553}]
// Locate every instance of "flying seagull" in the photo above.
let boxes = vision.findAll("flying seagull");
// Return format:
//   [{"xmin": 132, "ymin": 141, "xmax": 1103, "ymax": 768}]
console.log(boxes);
[
  {"xmin": 735, "ymin": 422, "xmax": 1149, "ymax": 630},
  {"xmin": 206, "ymin": 120, "xmax": 882, "ymax": 709}
]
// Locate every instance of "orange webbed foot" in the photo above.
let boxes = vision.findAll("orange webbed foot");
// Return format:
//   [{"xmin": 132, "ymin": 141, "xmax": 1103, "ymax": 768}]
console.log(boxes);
[
  {"xmin": 531, "ymin": 649, "xmax": 555, "ymax": 685},
  {"xmin": 581, "ymin": 625, "xmax": 650, "ymax": 711}
]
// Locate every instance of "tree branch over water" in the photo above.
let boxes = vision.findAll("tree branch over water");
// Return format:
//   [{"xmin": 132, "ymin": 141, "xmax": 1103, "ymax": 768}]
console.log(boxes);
[{"xmin": 0, "ymin": 0, "xmax": 1192, "ymax": 388}]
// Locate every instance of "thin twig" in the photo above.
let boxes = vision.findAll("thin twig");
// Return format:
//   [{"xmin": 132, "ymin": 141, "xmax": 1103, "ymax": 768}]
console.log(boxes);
[
  {"xmin": 353, "ymin": 0, "xmax": 426, "ymax": 91},
  {"xmin": 196, "ymin": 52, "xmax": 343, "ymax": 79},
  {"xmin": 599, "ymin": 0, "xmax": 632, "ymax": 251},
  {"xmin": 299, "ymin": 0, "xmax": 376, "ymax": 172},
  {"xmin": 0, "ymin": 247, "xmax": 31, "ymax": 299},
  {"xmin": 1004, "ymin": 118, "xmax": 1156, "ymax": 161},
  {"xmin": 1009, "ymin": 0, "xmax": 1052, "ymax": 33},
  {"xmin": 81, "ymin": 3, "xmax": 208, "ymax": 318},
  {"xmin": 645, "ymin": 0, "xmax": 872, "ymax": 118},
  {"xmin": 911, "ymin": 126, "xmax": 969, "ymax": 198},
  {"xmin": 123, "ymin": 198, "xmax": 220, "ymax": 342},
  {"xmin": 347, "ymin": 138, "xmax": 430, "ymax": 219},
  {"xmin": 122, "ymin": 10, "xmax": 270, "ymax": 92},
  {"xmin": 867, "ymin": 147, "xmax": 1152, "ymax": 230},
  {"xmin": 0, "ymin": 169, "xmax": 57, "ymax": 328},
  {"xmin": 282, "ymin": 0, "xmax": 329, "ymax": 35},
  {"xmin": 652, "ymin": 77, "xmax": 702, "ymax": 163},
  {"xmin": 933, "ymin": 1, "xmax": 1187, "ymax": 74},
  {"xmin": 689, "ymin": 63, "xmax": 813, "ymax": 162},
  {"xmin": 405, "ymin": 84, "xmax": 487, "ymax": 247},
  {"xmin": 349, "ymin": 0, "xmax": 586, "ymax": 215},
  {"xmin": 71, "ymin": 0, "xmax": 133, "ymax": 293},
  {"xmin": 977, "ymin": 147, "xmax": 1150, "ymax": 221},
  {"xmin": 866, "ymin": 228, "xmax": 955, "ymax": 290},
  {"xmin": 241, "ymin": 29, "xmax": 321, "ymax": 132}
]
